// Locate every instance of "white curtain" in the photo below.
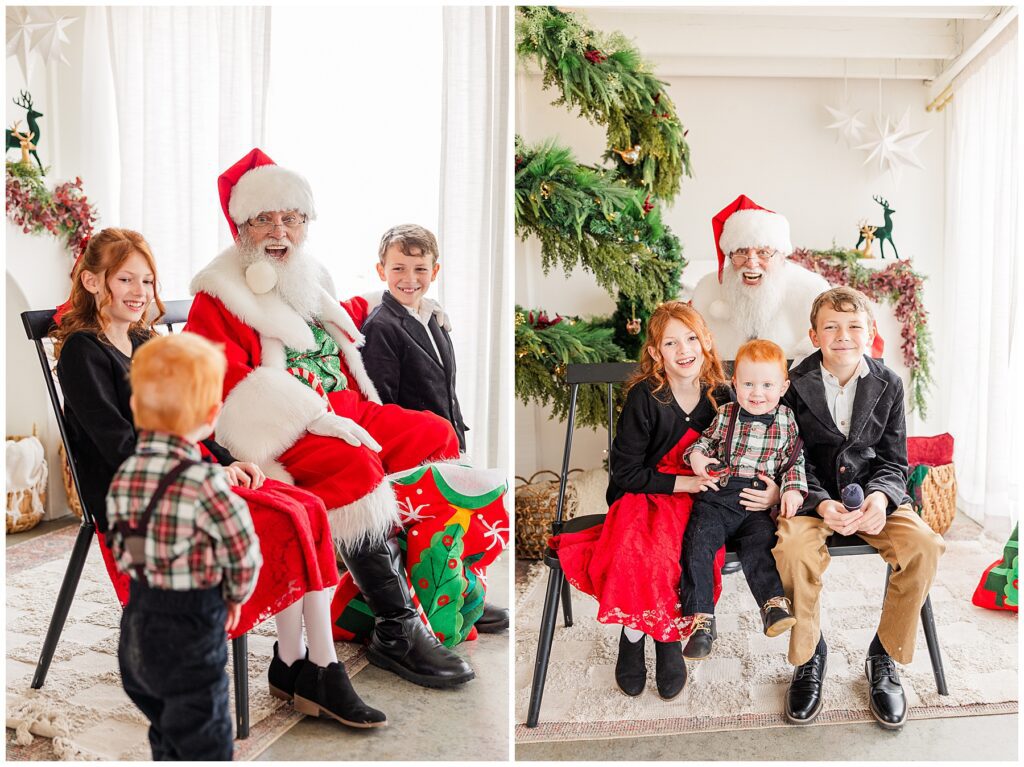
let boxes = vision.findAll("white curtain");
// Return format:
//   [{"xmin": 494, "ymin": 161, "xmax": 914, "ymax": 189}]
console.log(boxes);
[
  {"xmin": 437, "ymin": 7, "xmax": 511, "ymax": 470},
  {"xmin": 939, "ymin": 27, "xmax": 1019, "ymax": 532},
  {"xmin": 105, "ymin": 6, "xmax": 271, "ymax": 299}
]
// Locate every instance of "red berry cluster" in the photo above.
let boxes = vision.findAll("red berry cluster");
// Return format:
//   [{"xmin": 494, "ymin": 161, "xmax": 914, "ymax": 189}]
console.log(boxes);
[{"xmin": 583, "ymin": 48, "xmax": 607, "ymax": 64}]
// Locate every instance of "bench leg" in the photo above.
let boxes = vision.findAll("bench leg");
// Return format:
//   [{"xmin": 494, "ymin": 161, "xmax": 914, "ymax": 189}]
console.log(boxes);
[
  {"xmin": 526, "ymin": 567, "xmax": 564, "ymax": 728},
  {"xmin": 919, "ymin": 596, "xmax": 949, "ymax": 695},
  {"xmin": 232, "ymin": 634, "xmax": 250, "ymax": 739},
  {"xmin": 561, "ymin": 576, "xmax": 574, "ymax": 628},
  {"xmin": 32, "ymin": 521, "xmax": 95, "ymax": 689}
]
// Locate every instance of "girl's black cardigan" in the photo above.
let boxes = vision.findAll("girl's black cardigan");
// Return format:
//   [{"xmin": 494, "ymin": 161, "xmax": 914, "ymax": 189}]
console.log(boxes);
[
  {"xmin": 55, "ymin": 330, "xmax": 235, "ymax": 531},
  {"xmin": 606, "ymin": 379, "xmax": 734, "ymax": 506}
]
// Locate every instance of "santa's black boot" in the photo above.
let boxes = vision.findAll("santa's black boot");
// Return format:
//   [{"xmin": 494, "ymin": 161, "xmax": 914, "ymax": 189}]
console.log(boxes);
[{"xmin": 340, "ymin": 534, "xmax": 475, "ymax": 689}]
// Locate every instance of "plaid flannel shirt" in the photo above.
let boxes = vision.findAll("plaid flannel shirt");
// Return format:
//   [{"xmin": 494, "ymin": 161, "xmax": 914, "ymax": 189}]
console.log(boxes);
[
  {"xmin": 107, "ymin": 431, "xmax": 262, "ymax": 603},
  {"xmin": 684, "ymin": 402, "xmax": 808, "ymax": 497}
]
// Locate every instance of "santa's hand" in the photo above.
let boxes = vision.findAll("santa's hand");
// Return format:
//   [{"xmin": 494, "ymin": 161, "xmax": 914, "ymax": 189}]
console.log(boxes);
[{"xmin": 307, "ymin": 413, "xmax": 382, "ymax": 451}]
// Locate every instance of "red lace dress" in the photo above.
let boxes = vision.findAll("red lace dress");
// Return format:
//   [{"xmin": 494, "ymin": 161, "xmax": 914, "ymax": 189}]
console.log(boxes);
[{"xmin": 550, "ymin": 430, "xmax": 724, "ymax": 642}]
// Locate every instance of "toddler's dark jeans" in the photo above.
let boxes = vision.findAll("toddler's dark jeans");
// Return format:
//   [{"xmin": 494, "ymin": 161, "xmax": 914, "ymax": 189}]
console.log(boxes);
[
  {"xmin": 681, "ymin": 476, "xmax": 786, "ymax": 616},
  {"xmin": 118, "ymin": 580, "xmax": 232, "ymax": 761}
]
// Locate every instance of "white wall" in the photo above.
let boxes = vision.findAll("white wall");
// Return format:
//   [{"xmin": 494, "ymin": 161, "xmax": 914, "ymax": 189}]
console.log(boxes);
[
  {"xmin": 516, "ymin": 69, "xmax": 947, "ymax": 477},
  {"xmin": 6, "ymin": 6, "xmax": 91, "ymax": 519}
]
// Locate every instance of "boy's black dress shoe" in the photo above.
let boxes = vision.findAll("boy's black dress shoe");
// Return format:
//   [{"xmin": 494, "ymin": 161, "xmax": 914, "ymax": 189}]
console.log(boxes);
[
  {"xmin": 865, "ymin": 654, "xmax": 907, "ymax": 729},
  {"xmin": 615, "ymin": 629, "xmax": 647, "ymax": 696},
  {"xmin": 294, "ymin": 661, "xmax": 388, "ymax": 728},
  {"xmin": 761, "ymin": 596, "xmax": 797, "ymax": 637},
  {"xmin": 475, "ymin": 603, "xmax": 509, "ymax": 633},
  {"xmin": 654, "ymin": 640, "xmax": 687, "ymax": 700},
  {"xmin": 785, "ymin": 649, "xmax": 827, "ymax": 724},
  {"xmin": 268, "ymin": 642, "xmax": 307, "ymax": 702},
  {"xmin": 682, "ymin": 614, "xmax": 716, "ymax": 660}
]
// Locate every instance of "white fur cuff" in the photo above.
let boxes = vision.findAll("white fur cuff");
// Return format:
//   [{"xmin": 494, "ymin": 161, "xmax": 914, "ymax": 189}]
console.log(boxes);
[
  {"xmin": 328, "ymin": 482, "xmax": 401, "ymax": 550},
  {"xmin": 215, "ymin": 368, "xmax": 327, "ymax": 465}
]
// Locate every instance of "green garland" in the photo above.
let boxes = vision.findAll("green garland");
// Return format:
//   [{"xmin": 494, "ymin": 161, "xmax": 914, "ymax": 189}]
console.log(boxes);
[
  {"xmin": 789, "ymin": 248, "xmax": 934, "ymax": 417},
  {"xmin": 517, "ymin": 6, "xmax": 691, "ymax": 199},
  {"xmin": 515, "ymin": 306, "xmax": 628, "ymax": 428},
  {"xmin": 515, "ymin": 137, "xmax": 685, "ymax": 314}
]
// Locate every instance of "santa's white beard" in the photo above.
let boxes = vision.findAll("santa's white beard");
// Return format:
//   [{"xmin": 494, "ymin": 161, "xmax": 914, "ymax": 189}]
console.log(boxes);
[
  {"xmin": 238, "ymin": 236, "xmax": 322, "ymax": 320},
  {"xmin": 720, "ymin": 264, "xmax": 787, "ymax": 340}
]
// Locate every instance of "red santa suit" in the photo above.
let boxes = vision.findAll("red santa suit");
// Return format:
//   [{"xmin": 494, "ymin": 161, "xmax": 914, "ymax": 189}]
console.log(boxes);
[
  {"xmin": 690, "ymin": 195, "xmax": 830, "ymax": 363},
  {"xmin": 186, "ymin": 249, "xmax": 460, "ymax": 548}
]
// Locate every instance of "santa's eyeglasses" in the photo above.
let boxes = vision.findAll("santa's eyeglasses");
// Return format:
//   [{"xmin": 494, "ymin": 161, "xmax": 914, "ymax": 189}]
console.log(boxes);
[
  {"xmin": 246, "ymin": 213, "xmax": 308, "ymax": 233},
  {"xmin": 729, "ymin": 248, "xmax": 777, "ymax": 266}
]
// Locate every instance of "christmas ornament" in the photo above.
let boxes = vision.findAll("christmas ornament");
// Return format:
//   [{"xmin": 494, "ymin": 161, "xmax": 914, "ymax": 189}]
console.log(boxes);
[
  {"xmin": 823, "ymin": 102, "xmax": 866, "ymax": 148},
  {"xmin": 30, "ymin": 7, "xmax": 77, "ymax": 67},
  {"xmin": 856, "ymin": 109, "xmax": 930, "ymax": 181},
  {"xmin": 6, "ymin": 6, "xmax": 43, "ymax": 81},
  {"xmin": 8, "ymin": 121, "xmax": 35, "ymax": 167},
  {"xmin": 5, "ymin": 91, "xmax": 43, "ymax": 172},
  {"xmin": 583, "ymin": 47, "xmax": 607, "ymax": 64},
  {"xmin": 856, "ymin": 221, "xmax": 878, "ymax": 258},
  {"xmin": 625, "ymin": 317, "xmax": 641, "ymax": 335},
  {"xmin": 854, "ymin": 195, "xmax": 900, "ymax": 259},
  {"xmin": 613, "ymin": 144, "xmax": 641, "ymax": 165}
]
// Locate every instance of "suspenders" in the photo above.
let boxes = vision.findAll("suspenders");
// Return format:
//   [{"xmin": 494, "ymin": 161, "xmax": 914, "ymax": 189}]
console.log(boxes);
[
  {"xmin": 107, "ymin": 460, "xmax": 198, "ymax": 586},
  {"xmin": 719, "ymin": 406, "xmax": 803, "ymax": 490}
]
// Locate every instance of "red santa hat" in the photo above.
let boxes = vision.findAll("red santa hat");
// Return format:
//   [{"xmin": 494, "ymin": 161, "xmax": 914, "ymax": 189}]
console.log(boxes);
[
  {"xmin": 712, "ymin": 194, "xmax": 792, "ymax": 283},
  {"xmin": 218, "ymin": 148, "xmax": 317, "ymax": 240}
]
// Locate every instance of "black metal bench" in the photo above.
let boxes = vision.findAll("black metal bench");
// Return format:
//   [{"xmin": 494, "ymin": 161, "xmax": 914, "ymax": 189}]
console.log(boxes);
[
  {"xmin": 524, "ymin": 361, "xmax": 948, "ymax": 728},
  {"xmin": 21, "ymin": 299, "xmax": 252, "ymax": 739}
]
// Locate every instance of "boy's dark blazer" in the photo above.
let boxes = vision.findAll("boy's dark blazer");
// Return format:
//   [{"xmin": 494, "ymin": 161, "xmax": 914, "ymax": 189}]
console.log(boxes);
[
  {"xmin": 361, "ymin": 290, "xmax": 468, "ymax": 451},
  {"xmin": 783, "ymin": 350, "xmax": 910, "ymax": 517}
]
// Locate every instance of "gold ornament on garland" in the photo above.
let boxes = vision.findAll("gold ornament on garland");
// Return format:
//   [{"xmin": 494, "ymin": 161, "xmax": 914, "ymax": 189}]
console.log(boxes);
[
  {"xmin": 626, "ymin": 303, "xmax": 642, "ymax": 335},
  {"xmin": 540, "ymin": 181, "xmax": 552, "ymax": 199},
  {"xmin": 613, "ymin": 144, "xmax": 641, "ymax": 165}
]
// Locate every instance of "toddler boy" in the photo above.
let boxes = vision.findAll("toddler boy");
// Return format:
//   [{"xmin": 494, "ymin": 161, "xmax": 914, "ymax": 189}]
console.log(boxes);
[
  {"xmin": 682, "ymin": 338, "xmax": 806, "ymax": 660},
  {"xmin": 108, "ymin": 333, "xmax": 261, "ymax": 760},
  {"xmin": 774, "ymin": 286, "xmax": 944, "ymax": 729}
]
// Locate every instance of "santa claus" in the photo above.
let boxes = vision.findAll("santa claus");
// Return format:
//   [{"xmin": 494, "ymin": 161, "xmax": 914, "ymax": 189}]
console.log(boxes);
[
  {"xmin": 186, "ymin": 148, "xmax": 478, "ymax": 690},
  {"xmin": 691, "ymin": 195, "xmax": 830, "ymax": 363}
]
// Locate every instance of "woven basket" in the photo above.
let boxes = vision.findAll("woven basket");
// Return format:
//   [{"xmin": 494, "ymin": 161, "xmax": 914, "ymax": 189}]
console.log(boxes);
[
  {"xmin": 515, "ymin": 470, "xmax": 580, "ymax": 560},
  {"xmin": 58, "ymin": 442, "xmax": 85, "ymax": 519},
  {"xmin": 6, "ymin": 431, "xmax": 47, "ymax": 534},
  {"xmin": 916, "ymin": 462, "xmax": 957, "ymax": 535}
]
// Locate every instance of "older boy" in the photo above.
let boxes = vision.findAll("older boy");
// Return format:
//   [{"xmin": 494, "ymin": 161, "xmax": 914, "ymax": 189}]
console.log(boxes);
[
  {"xmin": 362, "ymin": 224, "xmax": 468, "ymax": 451},
  {"xmin": 361, "ymin": 224, "xmax": 509, "ymax": 633},
  {"xmin": 774, "ymin": 286, "xmax": 945, "ymax": 730}
]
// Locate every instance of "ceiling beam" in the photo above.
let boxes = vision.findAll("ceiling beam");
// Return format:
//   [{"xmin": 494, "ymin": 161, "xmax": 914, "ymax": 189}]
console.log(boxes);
[
  {"xmin": 926, "ymin": 5, "xmax": 1017, "ymax": 100},
  {"xmin": 580, "ymin": 11, "xmax": 960, "ymax": 60}
]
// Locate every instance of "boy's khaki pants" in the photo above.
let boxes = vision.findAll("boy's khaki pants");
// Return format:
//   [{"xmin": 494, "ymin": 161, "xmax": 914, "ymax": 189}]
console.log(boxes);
[{"xmin": 772, "ymin": 505, "xmax": 945, "ymax": 666}]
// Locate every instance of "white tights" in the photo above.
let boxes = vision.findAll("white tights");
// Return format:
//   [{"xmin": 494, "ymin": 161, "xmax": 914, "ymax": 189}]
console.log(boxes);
[
  {"xmin": 623, "ymin": 627, "xmax": 645, "ymax": 643},
  {"xmin": 274, "ymin": 589, "xmax": 338, "ymax": 667}
]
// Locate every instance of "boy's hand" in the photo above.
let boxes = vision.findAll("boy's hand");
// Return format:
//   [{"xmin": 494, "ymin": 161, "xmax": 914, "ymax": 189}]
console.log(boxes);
[
  {"xmin": 780, "ymin": 489, "xmax": 804, "ymax": 518},
  {"xmin": 225, "ymin": 462, "xmax": 266, "ymax": 489},
  {"xmin": 225, "ymin": 601, "xmax": 242, "ymax": 634},
  {"xmin": 739, "ymin": 473, "xmax": 781, "ymax": 511},
  {"xmin": 688, "ymin": 451, "xmax": 714, "ymax": 479},
  {"xmin": 308, "ymin": 413, "xmax": 382, "ymax": 451},
  {"xmin": 855, "ymin": 491, "xmax": 888, "ymax": 536},
  {"xmin": 818, "ymin": 499, "xmax": 862, "ymax": 536},
  {"xmin": 675, "ymin": 475, "xmax": 719, "ymax": 494}
]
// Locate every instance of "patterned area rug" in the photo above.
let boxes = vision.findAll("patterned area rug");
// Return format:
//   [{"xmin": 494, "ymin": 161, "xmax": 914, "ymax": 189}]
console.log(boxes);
[
  {"xmin": 5, "ymin": 523, "xmax": 367, "ymax": 760},
  {"xmin": 515, "ymin": 514, "xmax": 1018, "ymax": 743}
]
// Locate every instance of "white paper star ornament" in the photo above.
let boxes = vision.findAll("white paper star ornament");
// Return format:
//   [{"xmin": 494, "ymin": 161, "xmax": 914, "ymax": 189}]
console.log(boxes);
[
  {"xmin": 31, "ymin": 7, "xmax": 77, "ymax": 67},
  {"xmin": 824, "ymin": 102, "xmax": 866, "ymax": 147},
  {"xmin": 6, "ymin": 7, "xmax": 44, "ymax": 81}
]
